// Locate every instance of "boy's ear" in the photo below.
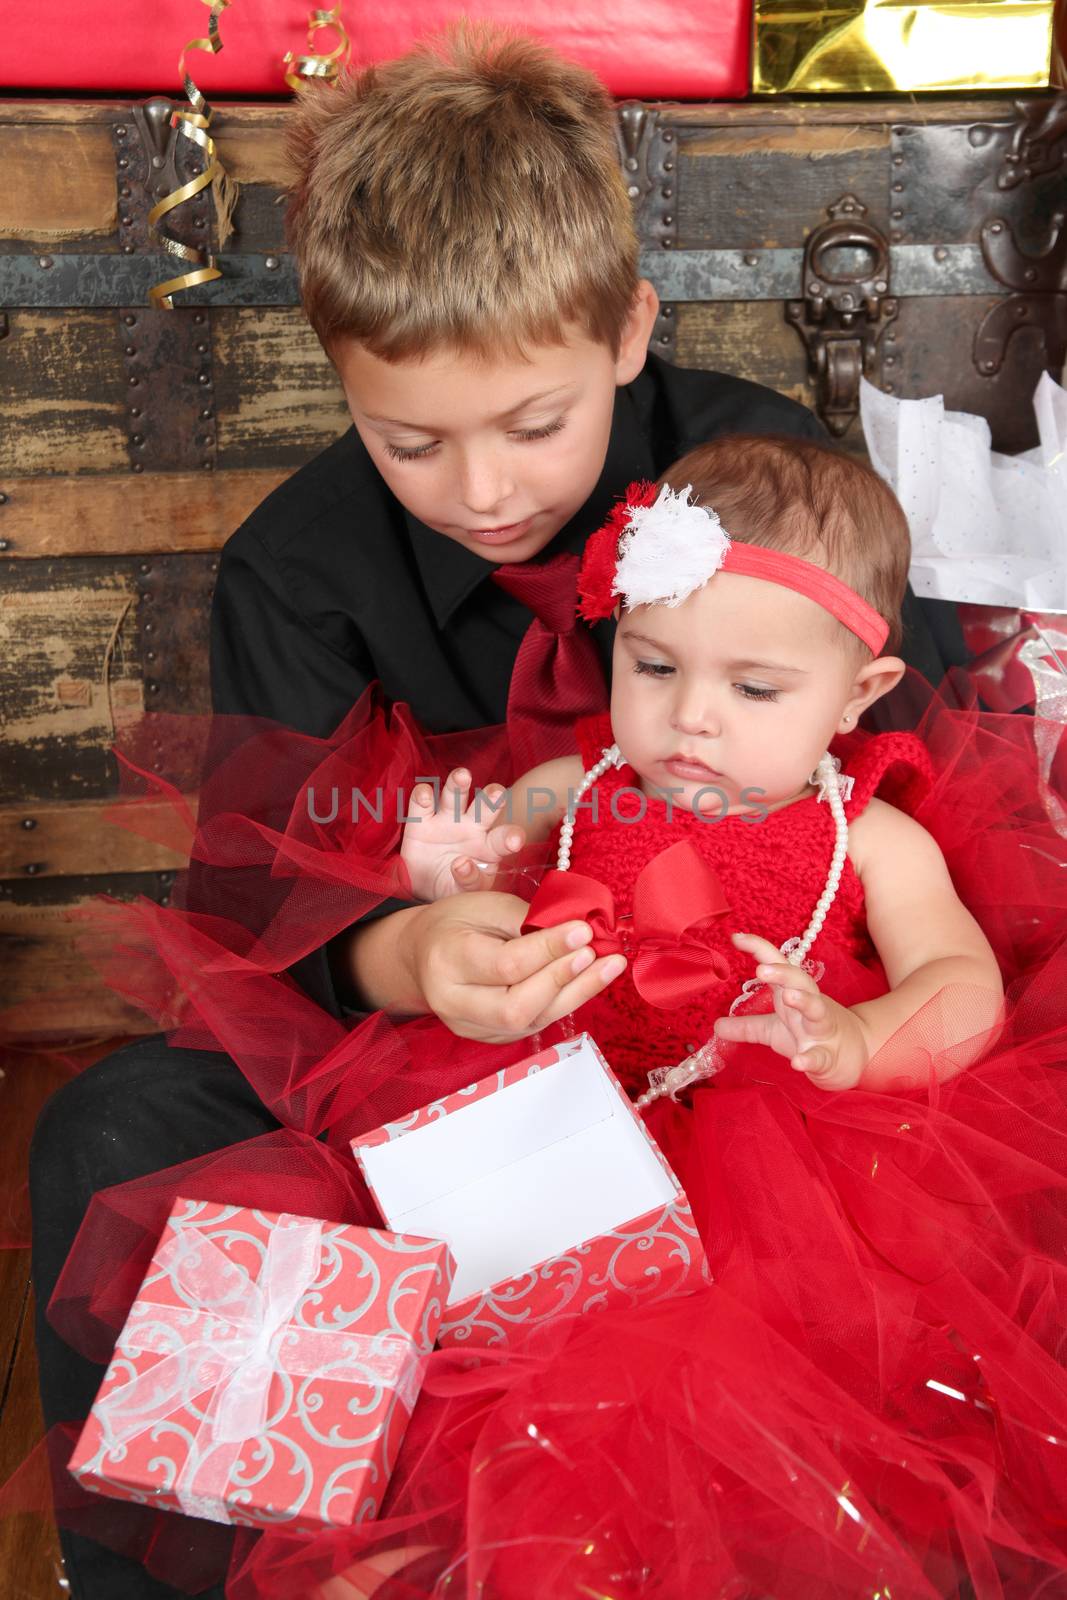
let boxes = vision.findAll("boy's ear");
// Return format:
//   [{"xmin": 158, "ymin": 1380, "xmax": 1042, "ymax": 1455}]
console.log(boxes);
[
  {"xmin": 614, "ymin": 280, "xmax": 661, "ymax": 386},
  {"xmin": 839, "ymin": 655, "xmax": 906, "ymax": 731}
]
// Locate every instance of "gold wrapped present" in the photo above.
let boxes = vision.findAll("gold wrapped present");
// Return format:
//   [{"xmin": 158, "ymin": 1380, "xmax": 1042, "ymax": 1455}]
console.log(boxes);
[{"xmin": 753, "ymin": 0, "xmax": 1057, "ymax": 93}]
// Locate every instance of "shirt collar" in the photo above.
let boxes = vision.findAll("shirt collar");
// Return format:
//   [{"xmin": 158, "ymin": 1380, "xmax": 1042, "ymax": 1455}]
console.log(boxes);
[{"xmin": 405, "ymin": 375, "xmax": 656, "ymax": 629}]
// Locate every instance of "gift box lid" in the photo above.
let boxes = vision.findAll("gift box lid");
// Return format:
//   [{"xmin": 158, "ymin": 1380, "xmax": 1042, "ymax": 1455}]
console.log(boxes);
[{"xmin": 351, "ymin": 1033, "xmax": 689, "ymax": 1307}]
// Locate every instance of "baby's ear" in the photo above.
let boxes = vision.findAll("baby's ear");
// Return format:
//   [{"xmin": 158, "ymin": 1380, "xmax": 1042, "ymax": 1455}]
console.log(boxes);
[{"xmin": 845, "ymin": 655, "xmax": 906, "ymax": 722}]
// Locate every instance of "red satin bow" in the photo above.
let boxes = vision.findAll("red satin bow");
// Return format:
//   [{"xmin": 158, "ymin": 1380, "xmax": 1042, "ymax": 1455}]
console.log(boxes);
[{"xmin": 522, "ymin": 839, "xmax": 732, "ymax": 1010}]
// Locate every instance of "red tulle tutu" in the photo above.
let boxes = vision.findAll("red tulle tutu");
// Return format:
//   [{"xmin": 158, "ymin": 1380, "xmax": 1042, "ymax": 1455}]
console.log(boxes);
[{"xmin": 31, "ymin": 676, "xmax": 1067, "ymax": 1597}]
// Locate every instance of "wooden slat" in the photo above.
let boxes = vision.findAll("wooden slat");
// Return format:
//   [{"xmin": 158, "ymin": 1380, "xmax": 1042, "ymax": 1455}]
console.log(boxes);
[
  {"xmin": 0, "ymin": 312, "xmax": 127, "ymax": 477},
  {"xmin": 214, "ymin": 308, "xmax": 349, "ymax": 468},
  {"xmin": 0, "ymin": 468, "xmax": 287, "ymax": 558},
  {"xmin": 0, "ymin": 794, "xmax": 197, "ymax": 879},
  {"xmin": 0, "ymin": 124, "xmax": 116, "ymax": 243},
  {"xmin": 0, "ymin": 896, "xmax": 157, "ymax": 1039}
]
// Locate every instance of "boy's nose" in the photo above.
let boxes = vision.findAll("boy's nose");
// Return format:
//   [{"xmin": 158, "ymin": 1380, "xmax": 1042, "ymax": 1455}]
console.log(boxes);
[{"xmin": 457, "ymin": 452, "xmax": 516, "ymax": 518}]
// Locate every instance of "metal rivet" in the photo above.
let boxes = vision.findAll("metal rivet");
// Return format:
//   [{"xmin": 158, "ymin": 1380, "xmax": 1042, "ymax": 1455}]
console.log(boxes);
[
  {"xmin": 199, "ymin": 433, "xmax": 213, "ymax": 446},
  {"xmin": 200, "ymin": 407, "xmax": 213, "ymax": 419},
  {"xmin": 968, "ymin": 125, "xmax": 991, "ymax": 148},
  {"xmin": 0, "ymin": 492, "xmax": 7, "ymax": 505},
  {"xmin": 118, "ymin": 156, "xmax": 129, "ymax": 169},
  {"xmin": 141, "ymin": 590, "xmax": 152, "ymax": 602},
  {"xmin": 883, "ymin": 384, "xmax": 894, "ymax": 394},
  {"xmin": 627, "ymin": 184, "xmax": 639, "ymax": 198},
  {"xmin": 264, "ymin": 255, "xmax": 280, "ymax": 270},
  {"xmin": 890, "ymin": 229, "xmax": 903, "ymax": 242},
  {"xmin": 146, "ymin": 650, "xmax": 156, "ymax": 661},
  {"xmin": 891, "ymin": 209, "xmax": 903, "ymax": 220},
  {"xmin": 891, "ymin": 182, "xmax": 903, "ymax": 194},
  {"xmin": 116, "ymin": 125, "xmax": 127, "ymax": 137},
  {"xmin": 132, "ymin": 433, "xmax": 145, "ymax": 445},
  {"xmin": 148, "ymin": 681, "xmax": 160, "ymax": 694},
  {"xmin": 119, "ymin": 185, "xmax": 131, "ymax": 199},
  {"xmin": 933, "ymin": 247, "xmax": 948, "ymax": 262},
  {"xmin": 662, "ymin": 130, "xmax": 674, "ymax": 142},
  {"xmin": 202, "ymin": 460, "xmax": 213, "ymax": 471},
  {"xmin": 196, "ymin": 342, "xmax": 209, "ymax": 354},
  {"xmin": 194, "ymin": 216, "xmax": 207, "ymax": 228},
  {"xmin": 211, "ymin": 560, "xmax": 219, "ymax": 573},
  {"xmin": 663, "ymin": 159, "xmax": 674, "ymax": 172},
  {"xmin": 661, "ymin": 305, "xmax": 674, "ymax": 317},
  {"xmin": 875, "ymin": 279, "xmax": 888, "ymax": 292},
  {"xmin": 120, "ymin": 214, "xmax": 133, "ymax": 227},
  {"xmin": 659, "ymin": 334, "xmax": 670, "ymax": 344},
  {"xmin": 152, "ymin": 155, "xmax": 164, "ymax": 169},
  {"xmin": 662, "ymin": 214, "xmax": 673, "ymax": 226},
  {"xmin": 122, "ymin": 243, "xmax": 135, "ymax": 254},
  {"xmin": 1024, "ymin": 268, "xmax": 1037, "ymax": 282},
  {"xmin": 123, "ymin": 314, "xmax": 137, "ymax": 326},
  {"xmin": 1015, "ymin": 302, "xmax": 1027, "ymax": 317},
  {"xmin": 625, "ymin": 157, "xmax": 638, "ymax": 172},
  {"xmin": 982, "ymin": 359, "xmax": 996, "ymax": 372},
  {"xmin": 892, "ymin": 153, "xmax": 904, "ymax": 167},
  {"xmin": 744, "ymin": 253, "xmax": 759, "ymax": 267},
  {"xmin": 128, "ymin": 376, "xmax": 140, "ymax": 387},
  {"xmin": 0, "ymin": 540, "xmax": 8, "ymax": 552},
  {"xmin": 661, "ymin": 185, "xmax": 673, "ymax": 199},
  {"xmin": 20, "ymin": 818, "xmax": 36, "ymax": 830},
  {"xmin": 129, "ymin": 406, "xmax": 141, "ymax": 418},
  {"xmin": 194, "ymin": 313, "xmax": 205, "ymax": 325},
  {"xmin": 125, "ymin": 345, "xmax": 136, "ymax": 356},
  {"xmin": 25, "ymin": 863, "xmax": 41, "ymax": 876},
  {"xmin": 885, "ymin": 355, "xmax": 896, "ymax": 366},
  {"xmin": 132, "ymin": 462, "xmax": 144, "ymax": 473},
  {"xmin": 989, "ymin": 221, "xmax": 1004, "ymax": 234},
  {"xmin": 38, "ymin": 256, "xmax": 53, "ymax": 269},
  {"xmin": 197, "ymin": 373, "xmax": 211, "ymax": 386},
  {"xmin": 139, "ymin": 562, "xmax": 151, "ymax": 574},
  {"xmin": 144, "ymin": 620, "xmax": 154, "ymax": 633},
  {"xmin": 808, "ymin": 281, "xmax": 823, "ymax": 296}
]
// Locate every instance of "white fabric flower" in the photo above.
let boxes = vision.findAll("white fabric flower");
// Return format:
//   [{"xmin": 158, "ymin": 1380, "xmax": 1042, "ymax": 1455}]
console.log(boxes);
[{"xmin": 614, "ymin": 483, "xmax": 731, "ymax": 611}]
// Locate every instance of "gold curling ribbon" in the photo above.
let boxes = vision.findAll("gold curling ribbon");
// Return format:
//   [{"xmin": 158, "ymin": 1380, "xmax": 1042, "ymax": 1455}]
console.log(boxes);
[
  {"xmin": 283, "ymin": 6, "xmax": 351, "ymax": 89},
  {"xmin": 148, "ymin": 0, "xmax": 237, "ymax": 310}
]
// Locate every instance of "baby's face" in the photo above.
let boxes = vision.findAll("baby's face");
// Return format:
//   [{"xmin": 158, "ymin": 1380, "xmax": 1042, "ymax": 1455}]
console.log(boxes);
[{"xmin": 609, "ymin": 571, "xmax": 868, "ymax": 818}]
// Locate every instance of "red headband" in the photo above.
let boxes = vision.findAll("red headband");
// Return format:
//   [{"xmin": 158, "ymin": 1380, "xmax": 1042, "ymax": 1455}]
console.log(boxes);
[{"xmin": 578, "ymin": 482, "xmax": 890, "ymax": 656}]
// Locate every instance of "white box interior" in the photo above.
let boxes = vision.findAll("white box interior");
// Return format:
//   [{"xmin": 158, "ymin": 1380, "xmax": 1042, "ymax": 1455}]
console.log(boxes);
[{"xmin": 357, "ymin": 1038, "xmax": 677, "ymax": 1304}]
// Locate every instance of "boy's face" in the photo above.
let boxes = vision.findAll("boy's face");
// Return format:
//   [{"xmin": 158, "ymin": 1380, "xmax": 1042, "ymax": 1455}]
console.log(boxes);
[
  {"xmin": 332, "ymin": 286, "xmax": 659, "ymax": 563},
  {"xmin": 609, "ymin": 574, "xmax": 903, "ymax": 817}
]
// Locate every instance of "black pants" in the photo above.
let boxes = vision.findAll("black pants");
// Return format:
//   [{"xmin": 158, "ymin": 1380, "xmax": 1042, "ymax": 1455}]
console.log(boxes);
[{"xmin": 30, "ymin": 1035, "xmax": 282, "ymax": 1599}]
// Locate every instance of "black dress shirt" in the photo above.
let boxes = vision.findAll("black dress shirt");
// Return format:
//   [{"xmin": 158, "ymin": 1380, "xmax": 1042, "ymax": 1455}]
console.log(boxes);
[{"xmin": 208, "ymin": 353, "xmax": 966, "ymax": 1016}]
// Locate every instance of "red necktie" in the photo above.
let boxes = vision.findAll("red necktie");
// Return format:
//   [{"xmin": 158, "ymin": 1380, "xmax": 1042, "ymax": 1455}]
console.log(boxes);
[{"xmin": 491, "ymin": 553, "xmax": 609, "ymax": 770}]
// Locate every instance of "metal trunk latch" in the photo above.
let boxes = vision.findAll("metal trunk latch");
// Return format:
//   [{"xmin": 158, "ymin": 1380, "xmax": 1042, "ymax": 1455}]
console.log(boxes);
[{"xmin": 786, "ymin": 195, "xmax": 898, "ymax": 437}]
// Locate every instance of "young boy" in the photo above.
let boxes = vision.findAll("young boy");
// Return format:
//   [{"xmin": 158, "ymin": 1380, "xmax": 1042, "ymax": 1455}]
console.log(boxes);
[{"xmin": 30, "ymin": 25, "xmax": 957, "ymax": 1600}]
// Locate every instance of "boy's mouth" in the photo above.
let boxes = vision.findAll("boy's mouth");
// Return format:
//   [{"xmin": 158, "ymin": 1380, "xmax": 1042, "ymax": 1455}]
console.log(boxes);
[{"xmin": 464, "ymin": 517, "xmax": 536, "ymax": 545}]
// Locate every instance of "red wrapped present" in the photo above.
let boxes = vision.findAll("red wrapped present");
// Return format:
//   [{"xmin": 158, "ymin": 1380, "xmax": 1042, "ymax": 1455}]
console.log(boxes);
[
  {"xmin": 352, "ymin": 1033, "xmax": 709, "ymax": 1349},
  {"xmin": 68, "ymin": 1200, "xmax": 453, "ymax": 1531},
  {"xmin": 4, "ymin": 0, "xmax": 749, "ymax": 100}
]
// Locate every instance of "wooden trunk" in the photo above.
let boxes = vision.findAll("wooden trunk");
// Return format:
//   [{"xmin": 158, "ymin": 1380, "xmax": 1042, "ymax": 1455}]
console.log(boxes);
[{"xmin": 1, "ymin": 92, "xmax": 1065, "ymax": 1036}]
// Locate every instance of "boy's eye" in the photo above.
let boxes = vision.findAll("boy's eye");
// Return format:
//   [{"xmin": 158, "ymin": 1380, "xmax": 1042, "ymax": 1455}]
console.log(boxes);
[
  {"xmin": 512, "ymin": 417, "xmax": 566, "ymax": 443},
  {"xmin": 736, "ymin": 684, "xmax": 779, "ymax": 702},
  {"xmin": 385, "ymin": 441, "xmax": 437, "ymax": 463},
  {"xmin": 634, "ymin": 660, "xmax": 674, "ymax": 678}
]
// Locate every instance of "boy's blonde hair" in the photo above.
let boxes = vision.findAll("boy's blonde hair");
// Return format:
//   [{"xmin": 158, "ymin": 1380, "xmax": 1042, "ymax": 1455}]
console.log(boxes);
[
  {"xmin": 663, "ymin": 435, "xmax": 910, "ymax": 655},
  {"xmin": 286, "ymin": 23, "xmax": 639, "ymax": 360}
]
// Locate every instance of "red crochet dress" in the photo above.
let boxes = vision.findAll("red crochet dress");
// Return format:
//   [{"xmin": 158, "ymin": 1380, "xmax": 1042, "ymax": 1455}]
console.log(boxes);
[{"xmin": 561, "ymin": 713, "xmax": 933, "ymax": 1093}]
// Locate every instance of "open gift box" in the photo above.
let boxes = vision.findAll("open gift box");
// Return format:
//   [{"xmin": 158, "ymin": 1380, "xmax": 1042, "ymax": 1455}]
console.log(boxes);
[{"xmin": 352, "ymin": 1033, "xmax": 710, "ymax": 1348}]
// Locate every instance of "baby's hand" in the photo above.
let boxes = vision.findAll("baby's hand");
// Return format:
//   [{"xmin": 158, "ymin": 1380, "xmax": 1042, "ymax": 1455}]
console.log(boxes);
[
  {"xmin": 401, "ymin": 768, "xmax": 524, "ymax": 902},
  {"xmin": 712, "ymin": 931, "xmax": 870, "ymax": 1091}
]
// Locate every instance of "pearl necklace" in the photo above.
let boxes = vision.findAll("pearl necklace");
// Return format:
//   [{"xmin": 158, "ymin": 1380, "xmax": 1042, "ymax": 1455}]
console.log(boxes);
[{"xmin": 554, "ymin": 745, "xmax": 850, "ymax": 1109}]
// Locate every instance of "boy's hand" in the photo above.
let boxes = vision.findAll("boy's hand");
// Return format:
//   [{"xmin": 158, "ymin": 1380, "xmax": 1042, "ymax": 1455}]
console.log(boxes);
[
  {"xmin": 405, "ymin": 892, "xmax": 626, "ymax": 1043},
  {"xmin": 401, "ymin": 768, "xmax": 524, "ymax": 901},
  {"xmin": 712, "ymin": 931, "xmax": 870, "ymax": 1091}
]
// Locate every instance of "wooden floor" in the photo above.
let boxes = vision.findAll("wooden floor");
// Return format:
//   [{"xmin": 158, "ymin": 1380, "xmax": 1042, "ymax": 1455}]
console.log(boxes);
[{"xmin": 0, "ymin": 1034, "xmax": 139, "ymax": 1599}]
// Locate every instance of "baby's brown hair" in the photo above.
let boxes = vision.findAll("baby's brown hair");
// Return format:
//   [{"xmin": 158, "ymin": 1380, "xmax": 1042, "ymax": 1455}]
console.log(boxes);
[
  {"xmin": 285, "ymin": 22, "xmax": 639, "ymax": 360},
  {"xmin": 663, "ymin": 434, "xmax": 910, "ymax": 654}
]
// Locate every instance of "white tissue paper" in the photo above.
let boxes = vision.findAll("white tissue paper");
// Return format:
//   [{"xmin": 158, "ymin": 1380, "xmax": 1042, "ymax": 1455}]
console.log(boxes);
[{"xmin": 860, "ymin": 372, "xmax": 1067, "ymax": 612}]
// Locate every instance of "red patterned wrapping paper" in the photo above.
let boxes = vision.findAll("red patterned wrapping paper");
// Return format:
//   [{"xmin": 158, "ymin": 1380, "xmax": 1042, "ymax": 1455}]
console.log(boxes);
[
  {"xmin": 68, "ymin": 1200, "xmax": 453, "ymax": 1531},
  {"xmin": 353, "ymin": 1034, "xmax": 710, "ymax": 1349}
]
